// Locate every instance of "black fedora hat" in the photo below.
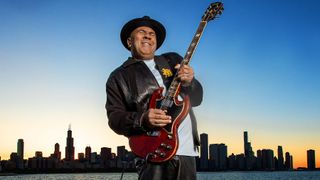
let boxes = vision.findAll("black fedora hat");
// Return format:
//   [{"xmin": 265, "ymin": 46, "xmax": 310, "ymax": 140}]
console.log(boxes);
[{"xmin": 120, "ymin": 16, "xmax": 166, "ymax": 51}]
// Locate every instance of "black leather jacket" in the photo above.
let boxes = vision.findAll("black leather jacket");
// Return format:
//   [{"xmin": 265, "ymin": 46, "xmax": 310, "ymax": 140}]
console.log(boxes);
[{"xmin": 105, "ymin": 52, "xmax": 203, "ymax": 145}]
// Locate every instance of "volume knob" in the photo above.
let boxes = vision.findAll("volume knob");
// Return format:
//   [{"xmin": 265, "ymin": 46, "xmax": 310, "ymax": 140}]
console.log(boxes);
[{"xmin": 159, "ymin": 152, "xmax": 166, "ymax": 157}]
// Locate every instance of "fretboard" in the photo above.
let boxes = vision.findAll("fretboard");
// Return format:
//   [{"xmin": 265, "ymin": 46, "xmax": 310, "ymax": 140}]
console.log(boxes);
[
  {"xmin": 165, "ymin": 21, "xmax": 208, "ymax": 99},
  {"xmin": 182, "ymin": 21, "xmax": 207, "ymax": 66}
]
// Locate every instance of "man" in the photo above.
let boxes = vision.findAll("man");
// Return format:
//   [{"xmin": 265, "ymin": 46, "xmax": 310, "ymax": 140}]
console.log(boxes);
[{"xmin": 106, "ymin": 16, "xmax": 203, "ymax": 180}]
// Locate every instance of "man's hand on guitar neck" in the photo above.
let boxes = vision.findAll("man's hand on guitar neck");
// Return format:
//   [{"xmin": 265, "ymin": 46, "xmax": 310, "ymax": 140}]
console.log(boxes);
[
  {"xmin": 175, "ymin": 64, "xmax": 194, "ymax": 87},
  {"xmin": 142, "ymin": 108, "xmax": 172, "ymax": 128}
]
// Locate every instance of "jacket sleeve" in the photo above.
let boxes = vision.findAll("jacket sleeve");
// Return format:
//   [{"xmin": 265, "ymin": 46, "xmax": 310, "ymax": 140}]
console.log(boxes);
[
  {"xmin": 181, "ymin": 78, "xmax": 203, "ymax": 107},
  {"xmin": 162, "ymin": 52, "xmax": 203, "ymax": 107},
  {"xmin": 105, "ymin": 71, "xmax": 144, "ymax": 137}
]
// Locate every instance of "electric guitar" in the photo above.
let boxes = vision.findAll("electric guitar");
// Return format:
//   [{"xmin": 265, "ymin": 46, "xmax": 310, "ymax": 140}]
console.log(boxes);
[{"xmin": 129, "ymin": 2, "xmax": 224, "ymax": 163}]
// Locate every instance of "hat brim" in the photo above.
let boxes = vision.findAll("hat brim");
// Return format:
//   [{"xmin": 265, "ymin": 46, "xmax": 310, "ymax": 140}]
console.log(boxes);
[{"xmin": 120, "ymin": 16, "xmax": 166, "ymax": 51}]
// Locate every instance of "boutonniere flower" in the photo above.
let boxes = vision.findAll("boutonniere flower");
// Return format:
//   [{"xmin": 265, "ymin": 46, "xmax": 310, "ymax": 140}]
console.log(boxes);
[{"xmin": 161, "ymin": 68, "xmax": 173, "ymax": 78}]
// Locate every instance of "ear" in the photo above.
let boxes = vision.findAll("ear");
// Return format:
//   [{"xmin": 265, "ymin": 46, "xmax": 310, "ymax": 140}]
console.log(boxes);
[{"xmin": 127, "ymin": 37, "xmax": 132, "ymax": 49}]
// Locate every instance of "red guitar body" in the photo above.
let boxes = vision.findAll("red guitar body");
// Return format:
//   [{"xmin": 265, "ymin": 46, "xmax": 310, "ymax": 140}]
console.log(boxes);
[{"xmin": 129, "ymin": 87, "xmax": 190, "ymax": 163}]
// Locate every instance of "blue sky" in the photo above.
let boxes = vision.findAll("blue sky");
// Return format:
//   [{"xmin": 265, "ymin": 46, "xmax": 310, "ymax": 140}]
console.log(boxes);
[{"xmin": 0, "ymin": 0, "xmax": 320, "ymax": 167}]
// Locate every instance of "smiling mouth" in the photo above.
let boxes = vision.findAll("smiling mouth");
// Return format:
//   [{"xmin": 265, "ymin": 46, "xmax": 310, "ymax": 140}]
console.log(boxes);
[{"xmin": 142, "ymin": 42, "xmax": 152, "ymax": 46}]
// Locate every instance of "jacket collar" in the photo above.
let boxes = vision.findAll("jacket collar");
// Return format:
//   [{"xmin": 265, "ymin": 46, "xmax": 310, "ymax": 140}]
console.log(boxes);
[
  {"xmin": 122, "ymin": 56, "xmax": 161, "ymax": 68},
  {"xmin": 122, "ymin": 57, "xmax": 141, "ymax": 68}
]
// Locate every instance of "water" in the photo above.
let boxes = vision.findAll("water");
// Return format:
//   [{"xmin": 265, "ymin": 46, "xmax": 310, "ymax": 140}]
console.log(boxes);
[{"xmin": 1, "ymin": 171, "xmax": 320, "ymax": 180}]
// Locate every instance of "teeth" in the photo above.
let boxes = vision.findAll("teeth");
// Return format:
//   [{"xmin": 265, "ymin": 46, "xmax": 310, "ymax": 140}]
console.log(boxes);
[{"xmin": 142, "ymin": 42, "xmax": 151, "ymax": 46}]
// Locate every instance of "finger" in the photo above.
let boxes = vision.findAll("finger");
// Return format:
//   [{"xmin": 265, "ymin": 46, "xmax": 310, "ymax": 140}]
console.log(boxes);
[
  {"xmin": 149, "ymin": 110, "xmax": 163, "ymax": 119},
  {"xmin": 157, "ymin": 123, "xmax": 170, "ymax": 127},
  {"xmin": 178, "ymin": 69, "xmax": 192, "ymax": 78},
  {"xmin": 155, "ymin": 119, "xmax": 172, "ymax": 124},
  {"xmin": 155, "ymin": 114, "xmax": 171, "ymax": 120},
  {"xmin": 154, "ymin": 119, "xmax": 172, "ymax": 127},
  {"xmin": 182, "ymin": 66, "xmax": 193, "ymax": 74},
  {"xmin": 179, "ymin": 74, "xmax": 190, "ymax": 81},
  {"xmin": 181, "ymin": 78, "xmax": 190, "ymax": 83},
  {"xmin": 153, "ymin": 109, "xmax": 167, "ymax": 115}
]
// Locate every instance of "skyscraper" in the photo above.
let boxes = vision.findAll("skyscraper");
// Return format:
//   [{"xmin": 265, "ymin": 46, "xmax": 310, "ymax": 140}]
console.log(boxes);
[
  {"xmin": 85, "ymin": 146, "xmax": 91, "ymax": 161},
  {"xmin": 244, "ymin": 131, "xmax": 248, "ymax": 157},
  {"xmin": 117, "ymin": 146, "xmax": 127, "ymax": 160},
  {"xmin": 243, "ymin": 131, "xmax": 254, "ymax": 169},
  {"xmin": 101, "ymin": 147, "xmax": 112, "ymax": 160},
  {"xmin": 54, "ymin": 143, "xmax": 61, "ymax": 160},
  {"xmin": 243, "ymin": 131, "xmax": 254, "ymax": 157},
  {"xmin": 307, "ymin": 149, "xmax": 316, "ymax": 170},
  {"xmin": 209, "ymin": 144, "xmax": 218, "ymax": 169},
  {"xmin": 219, "ymin": 144, "xmax": 227, "ymax": 170},
  {"xmin": 101, "ymin": 147, "xmax": 112, "ymax": 167},
  {"xmin": 277, "ymin": 146, "xmax": 284, "ymax": 170},
  {"xmin": 285, "ymin": 152, "xmax": 293, "ymax": 170},
  {"xmin": 209, "ymin": 143, "xmax": 227, "ymax": 170},
  {"xmin": 17, "ymin": 139, "xmax": 24, "ymax": 160},
  {"xmin": 200, "ymin": 133, "xmax": 208, "ymax": 170},
  {"xmin": 256, "ymin": 150, "xmax": 262, "ymax": 170},
  {"xmin": 262, "ymin": 149, "xmax": 274, "ymax": 170},
  {"xmin": 65, "ymin": 125, "xmax": 75, "ymax": 161}
]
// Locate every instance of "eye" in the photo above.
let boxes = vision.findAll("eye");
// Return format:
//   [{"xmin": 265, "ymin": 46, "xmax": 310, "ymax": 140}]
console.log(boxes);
[
  {"xmin": 149, "ymin": 32, "xmax": 155, "ymax": 36},
  {"xmin": 138, "ymin": 30, "xmax": 146, "ymax": 35}
]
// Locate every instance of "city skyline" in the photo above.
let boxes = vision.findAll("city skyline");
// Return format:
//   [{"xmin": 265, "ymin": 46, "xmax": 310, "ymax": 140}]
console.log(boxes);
[
  {"xmin": 1, "ymin": 0, "xmax": 320, "ymax": 170},
  {"xmin": 0, "ymin": 127, "xmax": 318, "ymax": 170}
]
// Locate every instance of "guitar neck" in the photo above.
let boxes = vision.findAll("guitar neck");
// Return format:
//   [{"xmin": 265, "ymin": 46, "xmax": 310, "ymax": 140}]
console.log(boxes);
[
  {"xmin": 164, "ymin": 21, "xmax": 208, "ymax": 100},
  {"xmin": 181, "ymin": 21, "xmax": 207, "ymax": 66}
]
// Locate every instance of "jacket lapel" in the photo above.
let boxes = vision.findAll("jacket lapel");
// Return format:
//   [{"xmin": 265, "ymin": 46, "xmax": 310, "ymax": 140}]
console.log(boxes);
[{"xmin": 154, "ymin": 56, "xmax": 174, "ymax": 89}]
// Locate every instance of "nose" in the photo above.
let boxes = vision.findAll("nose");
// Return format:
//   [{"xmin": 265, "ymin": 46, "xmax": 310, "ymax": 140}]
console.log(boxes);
[{"xmin": 143, "ymin": 33, "xmax": 152, "ymax": 39}]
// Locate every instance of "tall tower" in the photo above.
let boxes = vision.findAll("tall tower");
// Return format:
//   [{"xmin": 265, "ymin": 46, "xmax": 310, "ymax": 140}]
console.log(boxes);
[
  {"xmin": 277, "ymin": 146, "xmax": 284, "ymax": 170},
  {"xmin": 200, "ymin": 133, "xmax": 208, "ymax": 170},
  {"xmin": 54, "ymin": 143, "xmax": 61, "ymax": 160},
  {"xmin": 307, "ymin": 149, "xmax": 316, "ymax": 170},
  {"xmin": 85, "ymin": 146, "xmax": 92, "ymax": 161},
  {"xmin": 65, "ymin": 125, "xmax": 75, "ymax": 161},
  {"xmin": 285, "ymin": 152, "xmax": 293, "ymax": 169},
  {"xmin": 244, "ymin": 131, "xmax": 248, "ymax": 156},
  {"xmin": 243, "ymin": 131, "xmax": 254, "ymax": 157},
  {"xmin": 243, "ymin": 131, "xmax": 254, "ymax": 170},
  {"xmin": 17, "ymin": 139, "xmax": 24, "ymax": 160}
]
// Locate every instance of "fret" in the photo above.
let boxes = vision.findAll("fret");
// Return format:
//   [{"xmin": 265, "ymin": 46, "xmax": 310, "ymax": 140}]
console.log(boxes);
[{"xmin": 181, "ymin": 21, "xmax": 207, "ymax": 67}]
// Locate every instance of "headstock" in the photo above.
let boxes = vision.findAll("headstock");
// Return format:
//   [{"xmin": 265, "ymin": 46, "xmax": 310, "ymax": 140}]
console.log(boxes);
[{"xmin": 202, "ymin": 2, "xmax": 224, "ymax": 22}]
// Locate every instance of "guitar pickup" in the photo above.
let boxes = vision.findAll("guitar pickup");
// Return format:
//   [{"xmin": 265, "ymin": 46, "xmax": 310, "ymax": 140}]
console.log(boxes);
[{"xmin": 147, "ymin": 131, "xmax": 160, "ymax": 136}]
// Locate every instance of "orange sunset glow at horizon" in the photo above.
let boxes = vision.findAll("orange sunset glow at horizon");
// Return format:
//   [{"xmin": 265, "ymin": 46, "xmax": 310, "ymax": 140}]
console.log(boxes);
[{"xmin": 1, "ymin": 126, "xmax": 319, "ymax": 170}]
